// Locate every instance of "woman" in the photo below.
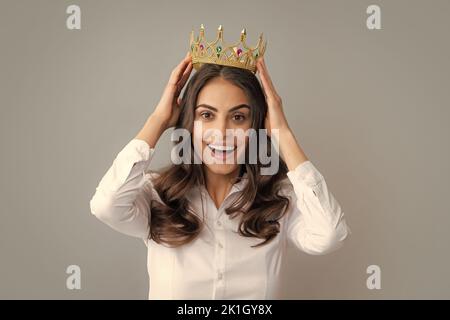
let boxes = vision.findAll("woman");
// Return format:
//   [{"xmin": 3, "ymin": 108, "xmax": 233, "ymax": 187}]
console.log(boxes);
[{"xmin": 89, "ymin": 52, "xmax": 351, "ymax": 299}]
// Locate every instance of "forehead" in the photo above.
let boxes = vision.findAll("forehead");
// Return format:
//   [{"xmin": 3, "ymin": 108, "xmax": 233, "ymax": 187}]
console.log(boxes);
[{"xmin": 196, "ymin": 77, "xmax": 249, "ymax": 109}]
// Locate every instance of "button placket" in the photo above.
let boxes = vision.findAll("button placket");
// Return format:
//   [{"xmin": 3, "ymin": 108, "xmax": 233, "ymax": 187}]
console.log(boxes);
[
  {"xmin": 201, "ymin": 185, "xmax": 236, "ymax": 299},
  {"xmin": 215, "ymin": 209, "xmax": 226, "ymax": 290}
]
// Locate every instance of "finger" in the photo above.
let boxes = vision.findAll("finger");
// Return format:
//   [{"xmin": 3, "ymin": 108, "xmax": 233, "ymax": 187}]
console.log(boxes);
[
  {"xmin": 161, "ymin": 57, "xmax": 190, "ymax": 102},
  {"xmin": 168, "ymin": 52, "xmax": 192, "ymax": 86},
  {"xmin": 257, "ymin": 73, "xmax": 268, "ymax": 100},
  {"xmin": 257, "ymin": 59, "xmax": 273, "ymax": 99},
  {"xmin": 258, "ymin": 57, "xmax": 275, "ymax": 92},
  {"xmin": 258, "ymin": 57, "xmax": 278, "ymax": 96},
  {"xmin": 171, "ymin": 53, "xmax": 191, "ymax": 83},
  {"xmin": 174, "ymin": 62, "xmax": 193, "ymax": 98},
  {"xmin": 177, "ymin": 61, "xmax": 193, "ymax": 93},
  {"xmin": 258, "ymin": 60, "xmax": 281, "ymax": 104},
  {"xmin": 256, "ymin": 58, "xmax": 267, "ymax": 98}
]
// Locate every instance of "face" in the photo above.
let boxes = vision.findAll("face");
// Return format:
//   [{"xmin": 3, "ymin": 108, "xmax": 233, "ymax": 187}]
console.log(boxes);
[{"xmin": 193, "ymin": 77, "xmax": 253, "ymax": 176}]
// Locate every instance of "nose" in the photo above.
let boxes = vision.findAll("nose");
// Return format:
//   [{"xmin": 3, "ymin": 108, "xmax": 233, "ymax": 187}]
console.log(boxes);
[
  {"xmin": 213, "ymin": 118, "xmax": 233, "ymax": 146},
  {"xmin": 218, "ymin": 118, "xmax": 227, "ymax": 137}
]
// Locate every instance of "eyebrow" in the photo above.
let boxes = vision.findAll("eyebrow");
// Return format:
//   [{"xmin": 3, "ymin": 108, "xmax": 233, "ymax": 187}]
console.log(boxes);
[{"xmin": 194, "ymin": 104, "xmax": 250, "ymax": 112}]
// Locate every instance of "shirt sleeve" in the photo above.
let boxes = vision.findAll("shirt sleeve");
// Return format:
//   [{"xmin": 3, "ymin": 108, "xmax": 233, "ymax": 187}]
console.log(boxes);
[
  {"xmin": 89, "ymin": 138, "xmax": 157, "ymax": 239},
  {"xmin": 284, "ymin": 160, "xmax": 351, "ymax": 255}
]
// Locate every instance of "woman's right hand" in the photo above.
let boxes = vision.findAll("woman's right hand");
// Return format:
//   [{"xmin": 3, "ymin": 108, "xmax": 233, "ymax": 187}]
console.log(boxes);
[{"xmin": 153, "ymin": 51, "xmax": 193, "ymax": 130}]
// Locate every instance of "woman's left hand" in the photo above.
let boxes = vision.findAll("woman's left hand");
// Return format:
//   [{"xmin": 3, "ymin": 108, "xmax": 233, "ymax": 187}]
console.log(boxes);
[{"xmin": 256, "ymin": 56, "xmax": 290, "ymax": 137}]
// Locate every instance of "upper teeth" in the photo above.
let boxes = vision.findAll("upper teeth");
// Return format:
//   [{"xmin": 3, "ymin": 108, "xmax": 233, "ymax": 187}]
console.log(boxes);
[{"xmin": 208, "ymin": 144, "xmax": 235, "ymax": 151}]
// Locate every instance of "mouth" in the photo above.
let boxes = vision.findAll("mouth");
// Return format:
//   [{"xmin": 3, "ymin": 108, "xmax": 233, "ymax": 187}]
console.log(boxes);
[{"xmin": 207, "ymin": 143, "xmax": 237, "ymax": 161}]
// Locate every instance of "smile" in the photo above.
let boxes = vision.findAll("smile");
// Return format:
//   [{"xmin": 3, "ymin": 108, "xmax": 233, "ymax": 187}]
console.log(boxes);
[
  {"xmin": 207, "ymin": 144, "xmax": 237, "ymax": 160},
  {"xmin": 207, "ymin": 144, "xmax": 236, "ymax": 152}
]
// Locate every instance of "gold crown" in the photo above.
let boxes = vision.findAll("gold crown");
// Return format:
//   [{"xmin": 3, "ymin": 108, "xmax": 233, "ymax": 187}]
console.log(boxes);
[{"xmin": 189, "ymin": 24, "xmax": 267, "ymax": 74}]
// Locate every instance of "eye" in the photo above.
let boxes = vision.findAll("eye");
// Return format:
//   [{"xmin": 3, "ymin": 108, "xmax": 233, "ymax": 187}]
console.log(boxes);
[
  {"xmin": 200, "ymin": 111, "xmax": 213, "ymax": 120},
  {"xmin": 233, "ymin": 114, "xmax": 246, "ymax": 122}
]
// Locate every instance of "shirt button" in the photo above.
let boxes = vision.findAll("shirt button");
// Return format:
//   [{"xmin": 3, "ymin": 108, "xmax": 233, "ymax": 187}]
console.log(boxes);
[
  {"xmin": 217, "ymin": 272, "xmax": 223, "ymax": 280},
  {"xmin": 218, "ymin": 242, "xmax": 223, "ymax": 249},
  {"xmin": 216, "ymin": 220, "xmax": 222, "ymax": 227}
]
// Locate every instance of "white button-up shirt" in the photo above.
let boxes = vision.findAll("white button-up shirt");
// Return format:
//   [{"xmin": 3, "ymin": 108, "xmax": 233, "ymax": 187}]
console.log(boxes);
[{"xmin": 89, "ymin": 139, "xmax": 351, "ymax": 299}]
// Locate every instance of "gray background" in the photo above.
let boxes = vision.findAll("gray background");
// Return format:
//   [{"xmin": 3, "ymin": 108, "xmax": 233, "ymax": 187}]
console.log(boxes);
[{"xmin": 1, "ymin": 0, "xmax": 449, "ymax": 299}]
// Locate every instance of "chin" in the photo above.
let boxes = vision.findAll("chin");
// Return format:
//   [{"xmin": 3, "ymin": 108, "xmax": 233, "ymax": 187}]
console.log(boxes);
[
  {"xmin": 203, "ymin": 163, "xmax": 240, "ymax": 176},
  {"xmin": 200, "ymin": 140, "xmax": 246, "ymax": 176}
]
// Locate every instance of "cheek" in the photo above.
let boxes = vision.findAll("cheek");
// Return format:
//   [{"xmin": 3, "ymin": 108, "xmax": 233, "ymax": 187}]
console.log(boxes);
[
  {"xmin": 192, "ymin": 123, "xmax": 204, "ymax": 154},
  {"xmin": 192, "ymin": 120, "xmax": 206, "ymax": 142},
  {"xmin": 192, "ymin": 133, "xmax": 207, "ymax": 153}
]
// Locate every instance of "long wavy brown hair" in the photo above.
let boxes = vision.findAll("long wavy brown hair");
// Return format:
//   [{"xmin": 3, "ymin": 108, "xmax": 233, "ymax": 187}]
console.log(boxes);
[{"xmin": 147, "ymin": 63, "xmax": 291, "ymax": 248}]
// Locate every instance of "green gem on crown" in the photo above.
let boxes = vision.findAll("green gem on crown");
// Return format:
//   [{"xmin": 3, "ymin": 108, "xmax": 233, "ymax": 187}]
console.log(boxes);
[{"xmin": 216, "ymin": 46, "xmax": 222, "ymax": 57}]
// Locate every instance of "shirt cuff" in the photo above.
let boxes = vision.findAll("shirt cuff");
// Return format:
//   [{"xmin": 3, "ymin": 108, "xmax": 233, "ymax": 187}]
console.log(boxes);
[{"xmin": 286, "ymin": 160, "xmax": 324, "ymax": 188}]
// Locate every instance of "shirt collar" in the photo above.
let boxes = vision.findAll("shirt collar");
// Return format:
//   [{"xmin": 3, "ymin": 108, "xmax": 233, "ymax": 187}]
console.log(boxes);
[
  {"xmin": 232, "ymin": 171, "xmax": 248, "ymax": 192},
  {"xmin": 199, "ymin": 171, "xmax": 249, "ymax": 198}
]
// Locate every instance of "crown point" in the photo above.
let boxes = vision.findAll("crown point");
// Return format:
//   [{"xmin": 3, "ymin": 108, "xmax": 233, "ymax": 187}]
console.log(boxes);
[{"xmin": 189, "ymin": 25, "xmax": 266, "ymax": 73}]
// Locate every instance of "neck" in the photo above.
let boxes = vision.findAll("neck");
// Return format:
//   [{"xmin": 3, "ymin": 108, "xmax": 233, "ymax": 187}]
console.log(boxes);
[{"xmin": 202, "ymin": 166, "xmax": 242, "ymax": 210}]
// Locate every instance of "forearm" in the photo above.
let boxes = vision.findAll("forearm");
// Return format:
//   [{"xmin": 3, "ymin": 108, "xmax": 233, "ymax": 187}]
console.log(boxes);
[
  {"xmin": 277, "ymin": 127, "xmax": 309, "ymax": 171},
  {"xmin": 135, "ymin": 113, "xmax": 168, "ymax": 149}
]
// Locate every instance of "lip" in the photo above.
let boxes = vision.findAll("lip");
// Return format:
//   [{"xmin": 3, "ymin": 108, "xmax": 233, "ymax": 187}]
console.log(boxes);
[
  {"xmin": 207, "ymin": 143, "xmax": 237, "ymax": 161},
  {"xmin": 207, "ymin": 144, "xmax": 236, "ymax": 151}
]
